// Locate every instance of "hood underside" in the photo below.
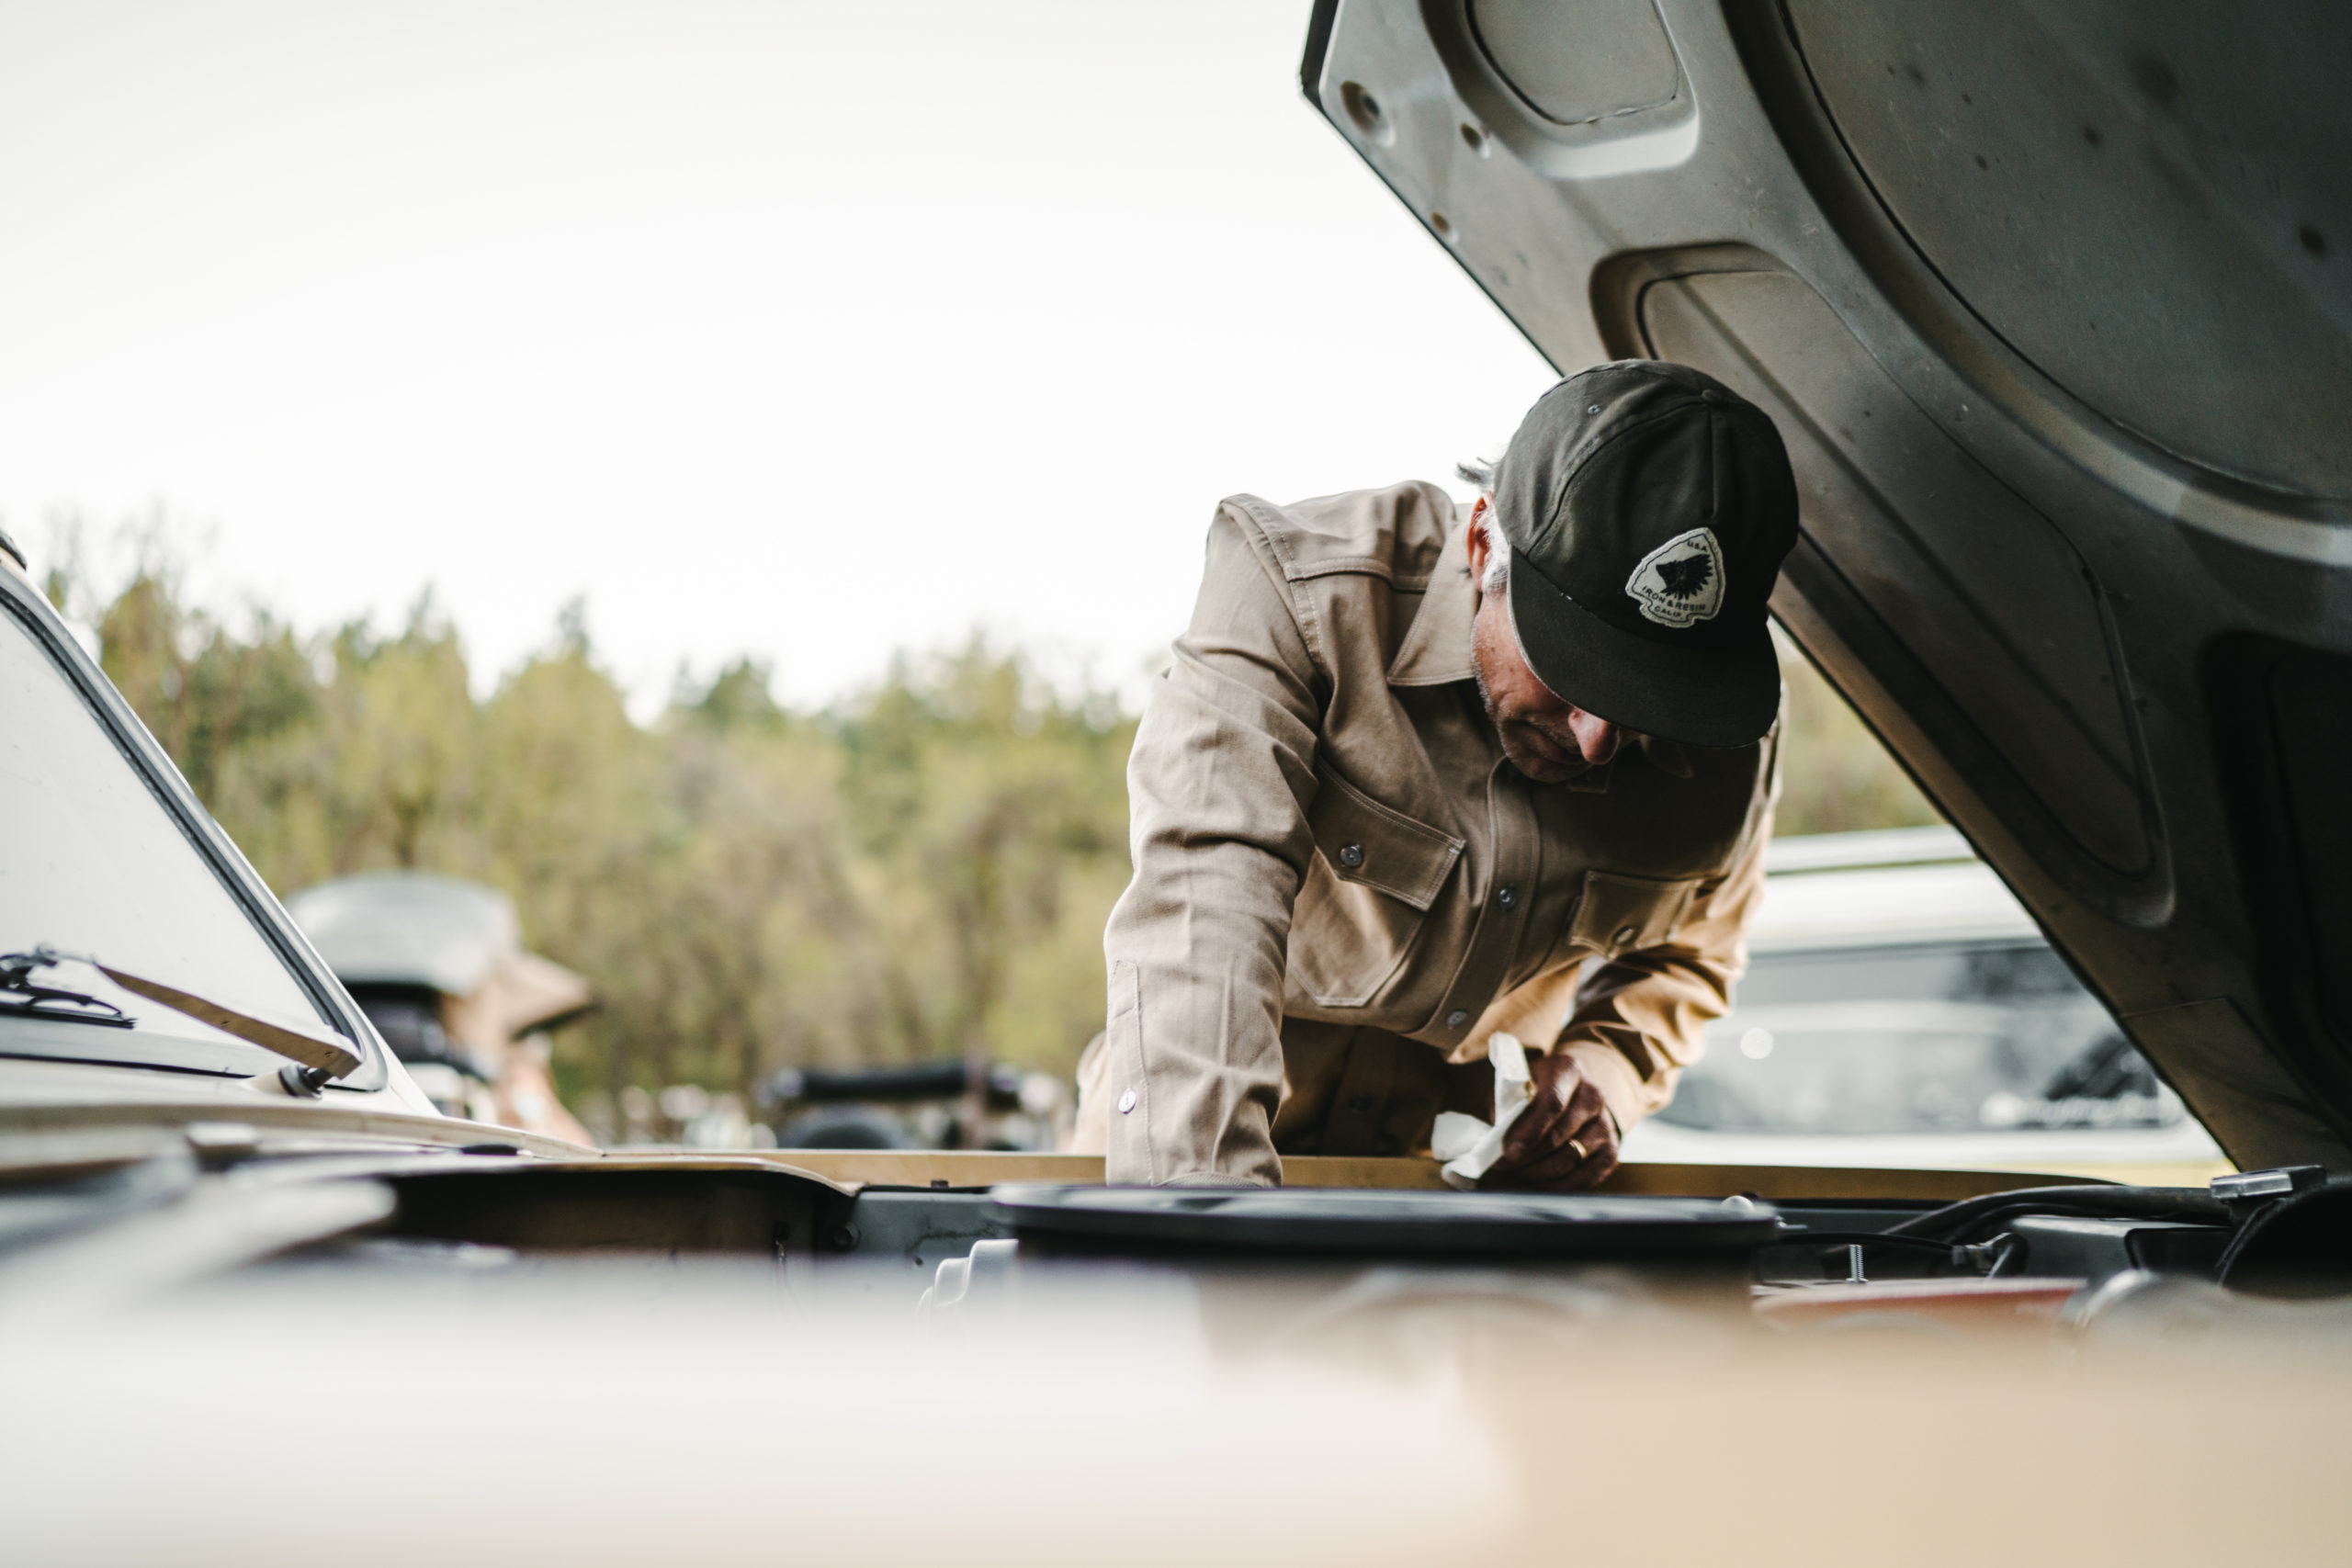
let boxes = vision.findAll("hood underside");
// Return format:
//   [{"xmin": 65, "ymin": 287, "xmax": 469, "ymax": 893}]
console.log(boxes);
[{"xmin": 1304, "ymin": 0, "xmax": 2352, "ymax": 1169}]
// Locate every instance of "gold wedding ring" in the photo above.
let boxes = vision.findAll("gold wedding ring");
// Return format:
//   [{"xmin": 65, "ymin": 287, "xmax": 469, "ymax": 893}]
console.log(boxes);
[{"xmin": 1566, "ymin": 1137, "xmax": 1589, "ymax": 1164}]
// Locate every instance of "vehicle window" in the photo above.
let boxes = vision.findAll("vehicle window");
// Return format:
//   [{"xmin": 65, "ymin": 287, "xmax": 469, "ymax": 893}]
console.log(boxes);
[
  {"xmin": 1655, "ymin": 941, "xmax": 2188, "ymax": 1136},
  {"xmin": 0, "ymin": 602, "xmax": 333, "ymax": 1071}
]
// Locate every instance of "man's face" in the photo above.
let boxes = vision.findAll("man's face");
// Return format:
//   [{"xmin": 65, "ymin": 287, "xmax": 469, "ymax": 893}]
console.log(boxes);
[{"xmin": 1466, "ymin": 504, "xmax": 1629, "ymax": 784}]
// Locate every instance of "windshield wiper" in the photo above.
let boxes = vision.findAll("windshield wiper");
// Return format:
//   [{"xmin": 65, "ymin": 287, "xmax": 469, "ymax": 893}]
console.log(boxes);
[
  {"xmin": 0, "ymin": 948, "xmax": 133, "ymax": 1029},
  {"xmin": 0, "ymin": 945, "xmax": 360, "ymax": 1078}
]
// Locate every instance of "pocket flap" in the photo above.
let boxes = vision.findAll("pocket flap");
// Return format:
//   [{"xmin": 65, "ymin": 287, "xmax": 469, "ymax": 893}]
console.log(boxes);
[
  {"xmin": 1569, "ymin": 870, "xmax": 1701, "ymax": 956},
  {"xmin": 1306, "ymin": 765, "xmax": 1463, "ymax": 911}
]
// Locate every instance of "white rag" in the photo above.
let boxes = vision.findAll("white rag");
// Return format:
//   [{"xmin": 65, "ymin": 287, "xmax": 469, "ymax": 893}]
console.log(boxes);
[{"xmin": 1428, "ymin": 1031, "xmax": 1534, "ymax": 1190}]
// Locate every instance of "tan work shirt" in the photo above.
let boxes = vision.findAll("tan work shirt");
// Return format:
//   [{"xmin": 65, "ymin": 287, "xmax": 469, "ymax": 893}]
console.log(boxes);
[{"xmin": 1081, "ymin": 482, "xmax": 1777, "ymax": 1186}]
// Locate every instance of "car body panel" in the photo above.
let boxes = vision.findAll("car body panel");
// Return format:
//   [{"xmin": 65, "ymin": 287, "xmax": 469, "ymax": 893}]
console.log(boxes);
[
  {"xmin": 1301, "ymin": 0, "xmax": 2352, "ymax": 1171},
  {"xmin": 1623, "ymin": 827, "xmax": 2231, "ymax": 1181},
  {"xmin": 0, "ymin": 1057, "xmax": 590, "ymax": 1169},
  {"xmin": 0, "ymin": 561, "xmax": 424, "ymax": 1106}
]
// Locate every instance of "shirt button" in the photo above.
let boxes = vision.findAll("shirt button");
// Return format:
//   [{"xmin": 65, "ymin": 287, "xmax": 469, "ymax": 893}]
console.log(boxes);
[
  {"xmin": 1446, "ymin": 1009, "xmax": 1470, "ymax": 1028},
  {"xmin": 1496, "ymin": 885, "xmax": 1517, "ymax": 908},
  {"xmin": 1612, "ymin": 924, "xmax": 1638, "ymax": 946},
  {"xmin": 1338, "ymin": 842, "xmax": 1364, "ymax": 869},
  {"xmin": 1116, "ymin": 1087, "xmax": 1136, "ymax": 1114}
]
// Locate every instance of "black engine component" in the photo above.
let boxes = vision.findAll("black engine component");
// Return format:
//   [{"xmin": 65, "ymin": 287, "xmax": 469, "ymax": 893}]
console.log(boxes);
[
  {"xmin": 988, "ymin": 1184, "xmax": 1783, "ymax": 1260},
  {"xmin": 2217, "ymin": 1179, "xmax": 2352, "ymax": 1298}
]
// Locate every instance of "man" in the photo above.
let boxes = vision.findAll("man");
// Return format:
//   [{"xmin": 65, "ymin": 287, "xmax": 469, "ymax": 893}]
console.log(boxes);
[{"xmin": 1076, "ymin": 361, "xmax": 1798, "ymax": 1189}]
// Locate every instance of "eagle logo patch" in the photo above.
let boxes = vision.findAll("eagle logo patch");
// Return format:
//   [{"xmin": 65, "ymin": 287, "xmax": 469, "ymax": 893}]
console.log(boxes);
[{"xmin": 1624, "ymin": 527, "xmax": 1727, "ymax": 628}]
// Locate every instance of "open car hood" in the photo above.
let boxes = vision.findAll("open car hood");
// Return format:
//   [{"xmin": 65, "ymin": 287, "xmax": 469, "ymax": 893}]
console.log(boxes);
[{"xmin": 1302, "ymin": 0, "xmax": 2352, "ymax": 1171}]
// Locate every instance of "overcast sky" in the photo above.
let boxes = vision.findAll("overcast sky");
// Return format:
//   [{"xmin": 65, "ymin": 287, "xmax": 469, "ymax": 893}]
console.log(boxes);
[{"xmin": 0, "ymin": 0, "xmax": 1558, "ymax": 709}]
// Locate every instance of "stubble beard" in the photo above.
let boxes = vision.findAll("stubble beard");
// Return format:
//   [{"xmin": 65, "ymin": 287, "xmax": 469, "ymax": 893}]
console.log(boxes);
[{"xmin": 1472, "ymin": 658, "xmax": 1589, "ymax": 785}]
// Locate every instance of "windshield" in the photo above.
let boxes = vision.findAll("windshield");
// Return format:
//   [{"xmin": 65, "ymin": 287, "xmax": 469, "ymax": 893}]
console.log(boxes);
[
  {"xmin": 0, "ymin": 596, "xmax": 336, "ymax": 1075},
  {"xmin": 1656, "ymin": 941, "xmax": 2190, "ymax": 1137}
]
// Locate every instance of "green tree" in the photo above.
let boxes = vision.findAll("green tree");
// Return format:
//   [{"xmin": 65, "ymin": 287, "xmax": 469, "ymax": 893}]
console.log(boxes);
[
  {"xmin": 212, "ymin": 599, "xmax": 484, "ymax": 885},
  {"xmin": 838, "ymin": 642, "xmax": 1133, "ymax": 1071},
  {"xmin": 1772, "ymin": 628, "xmax": 1942, "ymax": 836}
]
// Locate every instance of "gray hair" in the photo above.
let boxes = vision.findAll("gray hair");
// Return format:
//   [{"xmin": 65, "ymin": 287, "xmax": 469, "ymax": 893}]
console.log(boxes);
[{"xmin": 1475, "ymin": 509, "xmax": 1510, "ymax": 592}]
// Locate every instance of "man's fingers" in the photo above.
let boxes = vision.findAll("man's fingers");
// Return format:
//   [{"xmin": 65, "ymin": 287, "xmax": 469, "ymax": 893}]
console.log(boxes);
[
  {"xmin": 1491, "ymin": 1055, "xmax": 1620, "ymax": 1189},
  {"xmin": 1498, "ymin": 1057, "xmax": 1581, "ymax": 1167},
  {"xmin": 1549, "ymin": 1131, "xmax": 1618, "ymax": 1190},
  {"xmin": 1510, "ymin": 1077, "xmax": 1617, "ymax": 1189},
  {"xmin": 1499, "ymin": 1081, "xmax": 1566, "ymax": 1165},
  {"xmin": 1515, "ymin": 1108, "xmax": 1611, "ymax": 1188}
]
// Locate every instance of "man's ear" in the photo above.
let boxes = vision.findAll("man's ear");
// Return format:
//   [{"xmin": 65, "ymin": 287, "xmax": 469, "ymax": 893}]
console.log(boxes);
[{"xmin": 1465, "ymin": 499, "xmax": 1491, "ymax": 586}]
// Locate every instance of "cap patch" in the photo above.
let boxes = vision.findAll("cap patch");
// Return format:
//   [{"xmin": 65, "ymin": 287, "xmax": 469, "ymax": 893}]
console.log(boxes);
[{"xmin": 1624, "ymin": 527, "xmax": 1726, "ymax": 628}]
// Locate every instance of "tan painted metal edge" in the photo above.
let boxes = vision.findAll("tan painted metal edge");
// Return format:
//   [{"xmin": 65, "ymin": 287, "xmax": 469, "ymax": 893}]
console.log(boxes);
[
  {"xmin": 0, "ymin": 1102, "xmax": 595, "ymax": 1168},
  {"xmin": 736, "ymin": 1148, "xmax": 2111, "ymax": 1200},
  {"xmin": 1599, "ymin": 1161, "xmax": 2101, "ymax": 1201},
  {"xmin": 0, "ymin": 1115, "xmax": 2132, "ymax": 1204}
]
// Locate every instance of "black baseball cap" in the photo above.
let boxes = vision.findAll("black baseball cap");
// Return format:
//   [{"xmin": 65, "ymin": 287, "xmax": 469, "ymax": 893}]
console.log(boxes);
[{"xmin": 1490, "ymin": 361, "xmax": 1798, "ymax": 749}]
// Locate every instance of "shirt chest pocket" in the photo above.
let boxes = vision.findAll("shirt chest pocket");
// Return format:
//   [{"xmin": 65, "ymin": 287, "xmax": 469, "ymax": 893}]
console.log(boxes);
[
  {"xmin": 1285, "ymin": 767, "xmax": 1464, "ymax": 1009},
  {"xmin": 1562, "ymin": 870, "xmax": 1702, "ymax": 961}
]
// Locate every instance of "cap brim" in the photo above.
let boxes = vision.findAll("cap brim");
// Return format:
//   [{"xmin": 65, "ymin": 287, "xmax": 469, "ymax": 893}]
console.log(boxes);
[{"xmin": 1504, "ymin": 551, "xmax": 1780, "ymax": 749}]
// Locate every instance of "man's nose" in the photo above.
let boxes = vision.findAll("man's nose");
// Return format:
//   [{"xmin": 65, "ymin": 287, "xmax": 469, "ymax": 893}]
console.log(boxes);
[{"xmin": 1566, "ymin": 707, "xmax": 1622, "ymax": 764}]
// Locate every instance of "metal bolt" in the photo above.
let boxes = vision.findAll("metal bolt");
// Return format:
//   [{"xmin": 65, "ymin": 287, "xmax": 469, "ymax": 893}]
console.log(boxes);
[
  {"xmin": 1338, "ymin": 842, "xmax": 1364, "ymax": 869},
  {"xmin": 1496, "ymin": 885, "xmax": 1517, "ymax": 908},
  {"xmin": 277, "ymin": 1063, "xmax": 330, "ymax": 1098},
  {"xmin": 830, "ymin": 1225, "xmax": 859, "ymax": 1251}
]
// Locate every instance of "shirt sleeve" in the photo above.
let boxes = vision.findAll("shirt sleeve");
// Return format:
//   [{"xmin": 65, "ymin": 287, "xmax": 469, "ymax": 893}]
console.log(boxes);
[
  {"xmin": 1556, "ymin": 730, "xmax": 1780, "ymax": 1134},
  {"xmin": 1097, "ymin": 509, "xmax": 1327, "ymax": 1186}
]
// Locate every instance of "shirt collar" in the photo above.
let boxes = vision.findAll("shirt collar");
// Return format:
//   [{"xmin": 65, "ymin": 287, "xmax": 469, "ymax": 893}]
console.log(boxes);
[{"xmin": 1385, "ymin": 523, "xmax": 1477, "ymax": 687}]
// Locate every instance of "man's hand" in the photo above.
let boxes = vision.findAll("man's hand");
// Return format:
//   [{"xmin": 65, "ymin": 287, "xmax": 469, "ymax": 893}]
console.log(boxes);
[{"xmin": 1485, "ymin": 1052, "xmax": 1618, "ymax": 1190}]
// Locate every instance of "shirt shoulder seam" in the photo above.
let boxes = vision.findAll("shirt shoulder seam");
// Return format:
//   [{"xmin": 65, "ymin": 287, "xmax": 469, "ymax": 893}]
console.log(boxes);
[{"xmin": 1220, "ymin": 494, "xmax": 1331, "ymax": 670}]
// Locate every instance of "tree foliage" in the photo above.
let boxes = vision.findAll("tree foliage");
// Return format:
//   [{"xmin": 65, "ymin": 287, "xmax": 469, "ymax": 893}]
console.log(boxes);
[{"xmin": 1770, "ymin": 627, "xmax": 1943, "ymax": 836}]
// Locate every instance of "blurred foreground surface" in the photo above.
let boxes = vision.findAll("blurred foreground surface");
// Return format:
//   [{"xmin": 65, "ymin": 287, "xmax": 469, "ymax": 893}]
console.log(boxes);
[{"xmin": 5, "ymin": 1241, "xmax": 2346, "ymax": 1567}]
